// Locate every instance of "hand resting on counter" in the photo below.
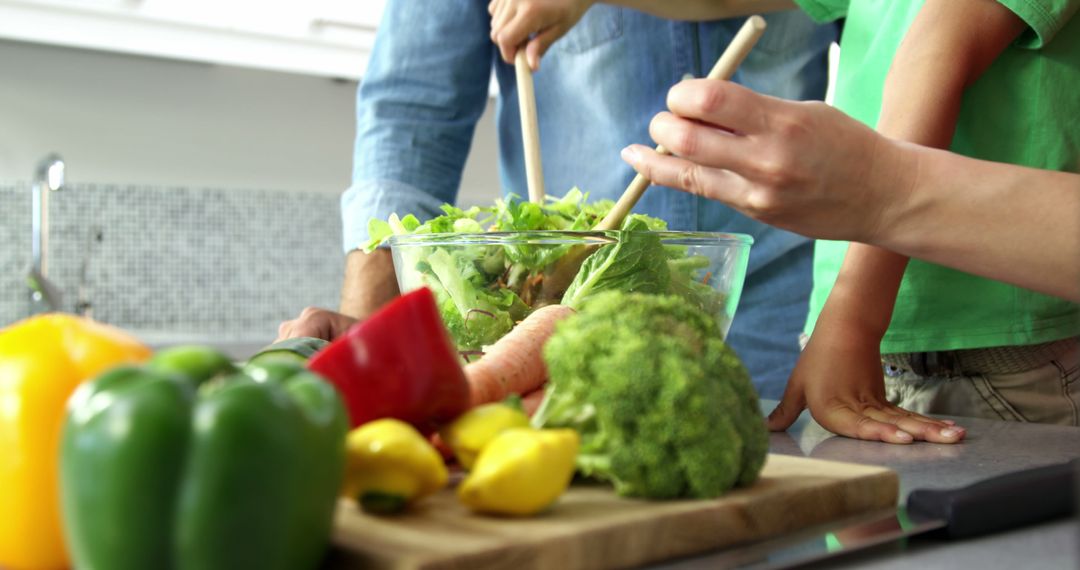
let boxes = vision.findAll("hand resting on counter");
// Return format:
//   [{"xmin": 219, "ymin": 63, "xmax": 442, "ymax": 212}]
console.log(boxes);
[{"xmin": 277, "ymin": 308, "xmax": 357, "ymax": 342}]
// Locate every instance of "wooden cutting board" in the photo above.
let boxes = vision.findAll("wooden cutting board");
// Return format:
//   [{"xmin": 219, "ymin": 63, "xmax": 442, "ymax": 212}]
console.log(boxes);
[{"xmin": 329, "ymin": 454, "xmax": 898, "ymax": 570}]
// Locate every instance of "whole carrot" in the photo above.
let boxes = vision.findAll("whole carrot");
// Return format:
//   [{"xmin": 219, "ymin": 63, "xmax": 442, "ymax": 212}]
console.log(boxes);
[{"xmin": 465, "ymin": 304, "xmax": 575, "ymax": 406}]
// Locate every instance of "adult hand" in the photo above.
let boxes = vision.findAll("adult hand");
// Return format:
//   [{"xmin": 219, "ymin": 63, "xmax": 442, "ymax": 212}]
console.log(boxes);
[
  {"xmin": 620, "ymin": 79, "xmax": 916, "ymax": 244},
  {"xmin": 276, "ymin": 307, "xmax": 358, "ymax": 342},
  {"xmin": 767, "ymin": 317, "xmax": 966, "ymax": 444},
  {"xmin": 489, "ymin": 0, "xmax": 595, "ymax": 70}
]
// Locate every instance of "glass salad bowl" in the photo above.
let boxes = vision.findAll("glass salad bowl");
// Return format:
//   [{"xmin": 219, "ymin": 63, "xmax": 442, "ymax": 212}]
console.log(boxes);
[{"xmin": 389, "ymin": 230, "xmax": 753, "ymax": 354}]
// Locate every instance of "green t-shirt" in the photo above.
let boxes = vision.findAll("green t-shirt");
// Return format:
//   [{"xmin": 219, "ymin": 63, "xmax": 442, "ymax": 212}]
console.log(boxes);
[{"xmin": 795, "ymin": 0, "xmax": 1080, "ymax": 352}]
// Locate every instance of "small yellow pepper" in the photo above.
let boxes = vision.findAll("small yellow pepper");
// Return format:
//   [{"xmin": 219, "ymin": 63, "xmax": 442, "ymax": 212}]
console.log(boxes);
[
  {"xmin": 458, "ymin": 428, "xmax": 579, "ymax": 516},
  {"xmin": 440, "ymin": 399, "xmax": 531, "ymax": 470},
  {"xmin": 342, "ymin": 418, "xmax": 448, "ymax": 514},
  {"xmin": 0, "ymin": 314, "xmax": 151, "ymax": 570}
]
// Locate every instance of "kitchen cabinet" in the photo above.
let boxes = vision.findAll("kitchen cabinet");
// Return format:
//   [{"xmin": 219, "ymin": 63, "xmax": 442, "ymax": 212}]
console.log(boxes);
[{"xmin": 0, "ymin": 0, "xmax": 385, "ymax": 79}]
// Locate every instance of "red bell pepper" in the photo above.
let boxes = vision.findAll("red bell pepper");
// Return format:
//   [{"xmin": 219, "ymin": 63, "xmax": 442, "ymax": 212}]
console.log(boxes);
[{"xmin": 308, "ymin": 287, "xmax": 470, "ymax": 433}]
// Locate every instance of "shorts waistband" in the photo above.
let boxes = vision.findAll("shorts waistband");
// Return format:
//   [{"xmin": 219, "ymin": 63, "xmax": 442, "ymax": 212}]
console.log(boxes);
[{"xmin": 881, "ymin": 338, "xmax": 1078, "ymax": 376}]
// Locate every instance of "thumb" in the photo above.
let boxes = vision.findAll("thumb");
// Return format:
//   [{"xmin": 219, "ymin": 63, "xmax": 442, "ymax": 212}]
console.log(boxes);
[
  {"xmin": 527, "ymin": 26, "xmax": 561, "ymax": 71},
  {"xmin": 275, "ymin": 319, "xmax": 294, "ymax": 342},
  {"xmin": 767, "ymin": 379, "xmax": 807, "ymax": 432}
]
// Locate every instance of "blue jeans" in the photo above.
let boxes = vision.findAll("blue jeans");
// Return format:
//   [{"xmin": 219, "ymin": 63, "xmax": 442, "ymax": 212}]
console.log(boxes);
[{"xmin": 726, "ymin": 241, "xmax": 813, "ymax": 400}]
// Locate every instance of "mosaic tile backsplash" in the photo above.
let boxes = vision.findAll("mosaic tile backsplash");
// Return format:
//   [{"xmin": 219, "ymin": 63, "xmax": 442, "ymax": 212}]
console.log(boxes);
[{"xmin": 2, "ymin": 182, "xmax": 343, "ymax": 341}]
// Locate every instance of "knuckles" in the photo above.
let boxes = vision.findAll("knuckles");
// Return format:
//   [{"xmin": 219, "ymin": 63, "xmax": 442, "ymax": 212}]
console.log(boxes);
[
  {"xmin": 677, "ymin": 164, "xmax": 705, "ymax": 196},
  {"xmin": 651, "ymin": 114, "xmax": 700, "ymax": 158},
  {"xmin": 691, "ymin": 81, "xmax": 727, "ymax": 117},
  {"xmin": 668, "ymin": 79, "xmax": 726, "ymax": 118},
  {"xmin": 298, "ymin": 306, "xmax": 326, "ymax": 319}
]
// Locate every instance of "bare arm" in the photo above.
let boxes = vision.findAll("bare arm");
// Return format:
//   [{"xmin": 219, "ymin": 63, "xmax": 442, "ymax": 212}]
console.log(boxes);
[
  {"xmin": 623, "ymin": 79, "xmax": 1080, "ymax": 302},
  {"xmin": 885, "ymin": 145, "xmax": 1080, "ymax": 302},
  {"xmin": 339, "ymin": 249, "xmax": 400, "ymax": 318},
  {"xmin": 605, "ymin": 0, "xmax": 795, "ymax": 20},
  {"xmin": 772, "ymin": 0, "xmax": 1027, "ymax": 442},
  {"xmin": 835, "ymin": 0, "xmax": 1028, "ymax": 337}
]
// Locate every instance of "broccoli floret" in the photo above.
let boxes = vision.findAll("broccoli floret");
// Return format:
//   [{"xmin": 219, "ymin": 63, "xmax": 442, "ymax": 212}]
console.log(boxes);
[{"xmin": 535, "ymin": 291, "xmax": 767, "ymax": 499}]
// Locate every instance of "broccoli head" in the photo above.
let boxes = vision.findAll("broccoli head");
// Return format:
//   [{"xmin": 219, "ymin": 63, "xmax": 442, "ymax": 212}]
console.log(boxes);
[{"xmin": 534, "ymin": 291, "xmax": 767, "ymax": 499}]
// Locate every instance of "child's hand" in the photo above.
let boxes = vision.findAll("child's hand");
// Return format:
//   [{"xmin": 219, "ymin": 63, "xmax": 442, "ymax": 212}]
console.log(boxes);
[
  {"xmin": 768, "ymin": 317, "xmax": 966, "ymax": 444},
  {"xmin": 489, "ymin": 0, "xmax": 596, "ymax": 70}
]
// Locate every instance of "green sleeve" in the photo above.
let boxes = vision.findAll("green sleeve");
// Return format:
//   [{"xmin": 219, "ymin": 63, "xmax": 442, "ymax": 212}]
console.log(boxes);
[
  {"xmin": 996, "ymin": 0, "xmax": 1079, "ymax": 48},
  {"xmin": 791, "ymin": 0, "xmax": 849, "ymax": 23}
]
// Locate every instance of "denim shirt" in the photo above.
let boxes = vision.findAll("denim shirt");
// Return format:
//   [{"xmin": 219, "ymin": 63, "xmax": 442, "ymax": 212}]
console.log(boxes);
[{"xmin": 343, "ymin": 0, "xmax": 836, "ymax": 396}]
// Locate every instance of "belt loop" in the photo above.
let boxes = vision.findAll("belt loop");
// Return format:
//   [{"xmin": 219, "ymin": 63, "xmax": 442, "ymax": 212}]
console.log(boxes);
[
  {"xmin": 912, "ymin": 352, "xmax": 929, "ymax": 376},
  {"xmin": 919, "ymin": 351, "xmax": 959, "ymax": 376},
  {"xmin": 941, "ymin": 351, "xmax": 959, "ymax": 375}
]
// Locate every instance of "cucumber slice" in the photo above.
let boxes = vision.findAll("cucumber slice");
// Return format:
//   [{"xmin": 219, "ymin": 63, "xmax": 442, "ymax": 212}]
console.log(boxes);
[{"xmin": 247, "ymin": 337, "xmax": 330, "ymax": 365}]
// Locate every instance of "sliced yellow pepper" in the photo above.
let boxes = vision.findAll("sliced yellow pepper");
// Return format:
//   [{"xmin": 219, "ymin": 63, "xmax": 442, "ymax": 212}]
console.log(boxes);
[
  {"xmin": 440, "ymin": 399, "xmax": 531, "ymax": 470},
  {"xmin": 343, "ymin": 418, "xmax": 448, "ymax": 514},
  {"xmin": 0, "ymin": 314, "xmax": 151, "ymax": 570},
  {"xmin": 458, "ymin": 428, "xmax": 579, "ymax": 516}
]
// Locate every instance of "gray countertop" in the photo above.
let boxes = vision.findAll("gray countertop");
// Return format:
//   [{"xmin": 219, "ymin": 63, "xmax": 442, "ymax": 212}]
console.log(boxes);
[{"xmin": 661, "ymin": 402, "xmax": 1080, "ymax": 569}]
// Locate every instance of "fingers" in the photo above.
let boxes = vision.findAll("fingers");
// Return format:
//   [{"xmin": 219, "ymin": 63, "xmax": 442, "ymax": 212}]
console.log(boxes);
[
  {"xmin": 766, "ymin": 399, "xmax": 806, "ymax": 432},
  {"xmin": 276, "ymin": 307, "xmax": 354, "ymax": 342},
  {"xmin": 489, "ymin": 0, "xmax": 509, "ymax": 27},
  {"xmin": 525, "ymin": 26, "xmax": 563, "ymax": 70},
  {"xmin": 276, "ymin": 320, "xmax": 294, "ymax": 342},
  {"xmin": 823, "ymin": 405, "xmax": 966, "ymax": 444},
  {"xmin": 492, "ymin": 3, "xmax": 547, "ymax": 65},
  {"xmin": 861, "ymin": 406, "xmax": 948, "ymax": 428},
  {"xmin": 666, "ymin": 79, "xmax": 771, "ymax": 135},
  {"xmin": 490, "ymin": 1, "xmax": 518, "ymax": 63},
  {"xmin": 901, "ymin": 419, "xmax": 967, "ymax": 443},
  {"xmin": 648, "ymin": 112, "xmax": 756, "ymax": 172},
  {"xmin": 767, "ymin": 376, "xmax": 809, "ymax": 432},
  {"xmin": 823, "ymin": 406, "xmax": 916, "ymax": 444},
  {"xmin": 621, "ymin": 143, "xmax": 748, "ymax": 206},
  {"xmin": 862, "ymin": 407, "xmax": 966, "ymax": 443}
]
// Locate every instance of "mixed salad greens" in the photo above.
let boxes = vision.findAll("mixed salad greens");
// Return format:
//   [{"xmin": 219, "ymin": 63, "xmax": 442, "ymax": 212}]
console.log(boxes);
[{"xmin": 364, "ymin": 190, "xmax": 726, "ymax": 351}]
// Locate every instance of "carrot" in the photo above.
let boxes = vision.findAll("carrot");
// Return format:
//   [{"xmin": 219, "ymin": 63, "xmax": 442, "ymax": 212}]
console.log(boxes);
[
  {"xmin": 465, "ymin": 304, "xmax": 575, "ymax": 406},
  {"xmin": 428, "ymin": 432, "xmax": 455, "ymax": 461},
  {"xmin": 521, "ymin": 387, "xmax": 546, "ymax": 417}
]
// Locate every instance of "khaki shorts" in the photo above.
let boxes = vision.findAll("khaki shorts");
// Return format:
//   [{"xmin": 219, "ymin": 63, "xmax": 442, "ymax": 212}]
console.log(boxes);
[{"xmin": 881, "ymin": 338, "xmax": 1080, "ymax": 426}]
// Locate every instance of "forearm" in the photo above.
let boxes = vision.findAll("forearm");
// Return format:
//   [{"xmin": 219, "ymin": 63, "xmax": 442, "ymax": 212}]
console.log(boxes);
[
  {"xmin": 823, "ymin": 0, "xmax": 1026, "ymax": 330},
  {"xmin": 602, "ymin": 0, "xmax": 795, "ymax": 20},
  {"xmin": 347, "ymin": 0, "xmax": 491, "ymax": 249},
  {"xmin": 865, "ymin": 1, "xmax": 1070, "ymax": 299},
  {"xmin": 879, "ymin": 144, "xmax": 1080, "ymax": 302},
  {"xmin": 339, "ymin": 249, "xmax": 399, "ymax": 318}
]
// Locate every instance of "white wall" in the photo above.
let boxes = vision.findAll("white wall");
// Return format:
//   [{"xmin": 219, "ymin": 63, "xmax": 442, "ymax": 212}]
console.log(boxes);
[{"xmin": 0, "ymin": 39, "xmax": 501, "ymax": 204}]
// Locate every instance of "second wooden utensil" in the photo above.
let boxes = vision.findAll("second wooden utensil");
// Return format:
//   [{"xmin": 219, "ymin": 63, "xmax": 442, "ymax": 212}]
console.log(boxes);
[{"xmin": 515, "ymin": 50, "xmax": 546, "ymax": 204}]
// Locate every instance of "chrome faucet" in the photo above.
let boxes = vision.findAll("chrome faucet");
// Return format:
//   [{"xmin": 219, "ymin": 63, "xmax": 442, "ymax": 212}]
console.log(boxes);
[{"xmin": 28, "ymin": 153, "xmax": 65, "ymax": 314}]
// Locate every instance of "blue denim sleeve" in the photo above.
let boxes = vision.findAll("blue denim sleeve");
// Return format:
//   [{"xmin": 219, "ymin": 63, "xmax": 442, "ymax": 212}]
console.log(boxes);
[{"xmin": 342, "ymin": 0, "xmax": 494, "ymax": 252}]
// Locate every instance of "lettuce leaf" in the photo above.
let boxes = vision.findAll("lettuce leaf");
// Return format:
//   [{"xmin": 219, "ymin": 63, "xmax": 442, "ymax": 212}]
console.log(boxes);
[{"xmin": 561, "ymin": 216, "xmax": 671, "ymax": 308}]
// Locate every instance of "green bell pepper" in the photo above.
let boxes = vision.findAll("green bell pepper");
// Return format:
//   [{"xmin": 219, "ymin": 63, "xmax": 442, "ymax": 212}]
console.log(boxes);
[{"xmin": 60, "ymin": 346, "xmax": 348, "ymax": 570}]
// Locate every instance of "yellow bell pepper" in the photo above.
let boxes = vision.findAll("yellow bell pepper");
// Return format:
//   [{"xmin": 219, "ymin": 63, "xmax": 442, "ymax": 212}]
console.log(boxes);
[
  {"xmin": 458, "ymin": 428, "xmax": 579, "ymax": 516},
  {"xmin": 439, "ymin": 399, "xmax": 531, "ymax": 470},
  {"xmin": 0, "ymin": 314, "xmax": 151, "ymax": 570},
  {"xmin": 342, "ymin": 418, "xmax": 448, "ymax": 514}
]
